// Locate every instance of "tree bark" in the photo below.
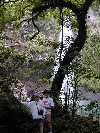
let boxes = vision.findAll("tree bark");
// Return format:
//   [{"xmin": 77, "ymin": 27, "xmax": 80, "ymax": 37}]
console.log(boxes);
[{"xmin": 51, "ymin": 0, "xmax": 94, "ymax": 98}]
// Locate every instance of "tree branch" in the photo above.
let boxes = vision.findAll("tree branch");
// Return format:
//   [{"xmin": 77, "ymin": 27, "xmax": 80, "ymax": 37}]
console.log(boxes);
[
  {"xmin": 0, "ymin": 0, "xmax": 18, "ymax": 7},
  {"xmin": 30, "ymin": 11, "xmax": 40, "ymax": 40}
]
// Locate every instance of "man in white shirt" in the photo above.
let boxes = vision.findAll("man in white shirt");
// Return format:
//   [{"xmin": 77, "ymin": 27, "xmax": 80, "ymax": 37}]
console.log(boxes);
[
  {"xmin": 23, "ymin": 93, "xmax": 44, "ymax": 133},
  {"xmin": 42, "ymin": 89, "xmax": 54, "ymax": 133}
]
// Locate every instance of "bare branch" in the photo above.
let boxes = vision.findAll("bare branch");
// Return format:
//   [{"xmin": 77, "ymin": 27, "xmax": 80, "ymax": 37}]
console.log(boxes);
[
  {"xmin": 29, "ymin": 10, "xmax": 40, "ymax": 40},
  {"xmin": 17, "ymin": 18, "xmax": 32, "ymax": 27}
]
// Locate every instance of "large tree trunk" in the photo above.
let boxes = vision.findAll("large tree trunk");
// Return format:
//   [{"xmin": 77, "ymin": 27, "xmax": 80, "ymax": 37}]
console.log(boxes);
[{"xmin": 51, "ymin": 0, "xmax": 94, "ymax": 99}]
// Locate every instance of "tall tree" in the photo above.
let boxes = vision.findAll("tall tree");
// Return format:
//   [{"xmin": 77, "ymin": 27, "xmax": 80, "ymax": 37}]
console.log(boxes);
[{"xmin": 30, "ymin": 0, "xmax": 94, "ymax": 98}]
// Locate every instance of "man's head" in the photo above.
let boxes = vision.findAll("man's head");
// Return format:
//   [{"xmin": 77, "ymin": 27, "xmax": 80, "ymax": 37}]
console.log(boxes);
[
  {"xmin": 43, "ymin": 89, "xmax": 50, "ymax": 98},
  {"xmin": 39, "ymin": 93, "xmax": 43, "ymax": 100},
  {"xmin": 31, "ymin": 93, "xmax": 39, "ymax": 101}
]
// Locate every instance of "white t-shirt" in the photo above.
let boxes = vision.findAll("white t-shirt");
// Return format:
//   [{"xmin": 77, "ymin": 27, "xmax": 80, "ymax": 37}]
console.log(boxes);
[{"xmin": 23, "ymin": 101, "xmax": 44, "ymax": 120}]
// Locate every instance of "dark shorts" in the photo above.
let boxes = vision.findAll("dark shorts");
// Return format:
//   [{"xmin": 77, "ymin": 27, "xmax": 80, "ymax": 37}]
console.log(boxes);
[{"xmin": 33, "ymin": 119, "xmax": 43, "ymax": 123}]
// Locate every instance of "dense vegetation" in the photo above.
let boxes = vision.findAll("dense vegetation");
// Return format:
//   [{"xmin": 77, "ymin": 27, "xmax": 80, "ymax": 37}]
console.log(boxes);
[{"xmin": 0, "ymin": 0, "xmax": 100, "ymax": 133}]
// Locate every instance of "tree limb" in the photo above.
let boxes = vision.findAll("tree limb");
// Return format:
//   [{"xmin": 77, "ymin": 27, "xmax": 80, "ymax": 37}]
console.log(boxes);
[{"xmin": 0, "ymin": 0, "xmax": 18, "ymax": 7}]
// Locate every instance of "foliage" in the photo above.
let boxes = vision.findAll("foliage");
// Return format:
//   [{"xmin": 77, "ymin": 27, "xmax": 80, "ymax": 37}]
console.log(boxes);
[
  {"xmin": 0, "ymin": 0, "xmax": 99, "ymax": 92},
  {"xmin": 53, "ymin": 108, "xmax": 100, "ymax": 133},
  {"xmin": 0, "ymin": 0, "xmax": 43, "ymax": 30},
  {"xmin": 0, "ymin": 0, "xmax": 97, "ymax": 31},
  {"xmin": 85, "ymin": 101, "xmax": 96, "ymax": 111},
  {"xmin": 0, "ymin": 44, "xmax": 27, "ymax": 92},
  {"xmin": 78, "ymin": 26, "xmax": 100, "ymax": 90},
  {"xmin": 64, "ymin": 0, "xmax": 86, "ymax": 7},
  {"xmin": 0, "ymin": 41, "xmax": 55, "ymax": 93}
]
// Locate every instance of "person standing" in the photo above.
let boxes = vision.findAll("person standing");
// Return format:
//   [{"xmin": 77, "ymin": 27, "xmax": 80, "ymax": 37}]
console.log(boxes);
[
  {"xmin": 42, "ymin": 89, "xmax": 54, "ymax": 133},
  {"xmin": 23, "ymin": 93, "xmax": 44, "ymax": 133}
]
